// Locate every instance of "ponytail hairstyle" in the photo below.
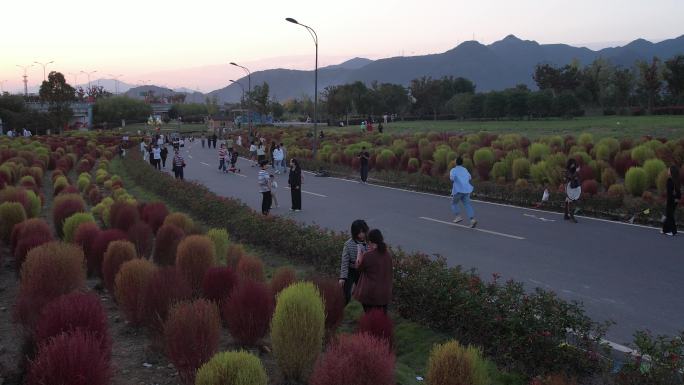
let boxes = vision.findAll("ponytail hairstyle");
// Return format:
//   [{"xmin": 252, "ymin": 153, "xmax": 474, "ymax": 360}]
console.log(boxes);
[
  {"xmin": 671, "ymin": 165, "xmax": 681, "ymax": 195},
  {"xmin": 367, "ymin": 229, "xmax": 387, "ymax": 254},
  {"xmin": 566, "ymin": 158, "xmax": 577, "ymax": 173}
]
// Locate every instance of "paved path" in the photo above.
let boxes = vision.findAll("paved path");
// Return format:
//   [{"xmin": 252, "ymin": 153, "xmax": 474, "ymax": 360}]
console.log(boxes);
[{"xmin": 163, "ymin": 142, "xmax": 684, "ymax": 343}]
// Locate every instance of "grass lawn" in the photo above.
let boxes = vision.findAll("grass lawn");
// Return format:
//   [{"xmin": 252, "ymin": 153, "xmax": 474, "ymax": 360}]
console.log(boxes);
[{"xmin": 334, "ymin": 115, "xmax": 684, "ymax": 139}]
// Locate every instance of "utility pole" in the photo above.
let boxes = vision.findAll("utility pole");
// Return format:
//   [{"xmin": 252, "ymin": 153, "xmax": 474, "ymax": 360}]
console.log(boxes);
[{"xmin": 16, "ymin": 64, "xmax": 33, "ymax": 96}]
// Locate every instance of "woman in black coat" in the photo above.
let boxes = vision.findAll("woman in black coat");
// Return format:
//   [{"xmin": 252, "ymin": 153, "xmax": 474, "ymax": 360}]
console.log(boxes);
[
  {"xmin": 288, "ymin": 158, "xmax": 302, "ymax": 211},
  {"xmin": 663, "ymin": 165, "xmax": 682, "ymax": 236}
]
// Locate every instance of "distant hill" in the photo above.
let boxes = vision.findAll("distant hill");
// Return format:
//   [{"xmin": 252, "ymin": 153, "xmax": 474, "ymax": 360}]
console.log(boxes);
[{"xmin": 207, "ymin": 34, "xmax": 684, "ymax": 103}]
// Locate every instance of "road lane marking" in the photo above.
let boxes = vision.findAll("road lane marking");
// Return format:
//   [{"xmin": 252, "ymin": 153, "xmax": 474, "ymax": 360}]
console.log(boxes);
[
  {"xmin": 284, "ymin": 187, "xmax": 327, "ymax": 198},
  {"xmin": 419, "ymin": 216, "xmax": 525, "ymax": 240},
  {"xmin": 200, "ymin": 162, "xmax": 210, "ymax": 166},
  {"xmin": 523, "ymin": 213, "xmax": 556, "ymax": 222}
]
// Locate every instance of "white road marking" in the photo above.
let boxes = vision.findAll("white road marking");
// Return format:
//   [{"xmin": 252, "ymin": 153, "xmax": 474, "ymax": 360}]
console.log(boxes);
[
  {"xmin": 189, "ymin": 155, "xmax": 193, "ymax": 159},
  {"xmin": 419, "ymin": 216, "xmax": 525, "ymax": 240},
  {"xmin": 200, "ymin": 162, "xmax": 210, "ymax": 166},
  {"xmin": 284, "ymin": 187, "xmax": 327, "ymax": 198},
  {"xmin": 523, "ymin": 213, "xmax": 556, "ymax": 222}
]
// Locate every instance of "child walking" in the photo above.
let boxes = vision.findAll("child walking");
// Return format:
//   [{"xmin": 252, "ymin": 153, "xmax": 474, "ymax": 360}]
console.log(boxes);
[{"xmin": 270, "ymin": 174, "xmax": 279, "ymax": 208}]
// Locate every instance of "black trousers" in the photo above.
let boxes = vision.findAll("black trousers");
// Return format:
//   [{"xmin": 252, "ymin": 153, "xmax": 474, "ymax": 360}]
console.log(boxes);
[
  {"xmin": 290, "ymin": 186, "xmax": 302, "ymax": 210},
  {"xmin": 173, "ymin": 166, "xmax": 184, "ymax": 180},
  {"xmin": 343, "ymin": 267, "xmax": 359, "ymax": 305},
  {"xmin": 360, "ymin": 165, "xmax": 369, "ymax": 182},
  {"xmin": 154, "ymin": 159, "xmax": 161, "ymax": 170},
  {"xmin": 663, "ymin": 202, "xmax": 678, "ymax": 235},
  {"xmin": 261, "ymin": 191, "xmax": 272, "ymax": 215}
]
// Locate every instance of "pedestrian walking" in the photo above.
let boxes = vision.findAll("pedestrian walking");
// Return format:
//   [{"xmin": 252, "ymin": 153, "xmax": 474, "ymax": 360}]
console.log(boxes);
[
  {"xmin": 280, "ymin": 143, "xmax": 287, "ymax": 171},
  {"xmin": 236, "ymin": 135, "xmax": 243, "ymax": 148},
  {"xmin": 270, "ymin": 174, "xmax": 279, "ymax": 208},
  {"xmin": 258, "ymin": 160, "xmax": 272, "ymax": 215},
  {"xmin": 288, "ymin": 158, "xmax": 302, "ymax": 211},
  {"xmin": 212, "ymin": 133, "xmax": 217, "ymax": 149},
  {"xmin": 160, "ymin": 145, "xmax": 168, "ymax": 169},
  {"xmin": 269, "ymin": 141, "xmax": 276, "ymax": 168},
  {"xmin": 662, "ymin": 165, "xmax": 681, "ymax": 236},
  {"xmin": 152, "ymin": 144, "xmax": 162, "ymax": 170},
  {"xmin": 257, "ymin": 142, "xmax": 266, "ymax": 165},
  {"xmin": 172, "ymin": 148, "xmax": 185, "ymax": 180},
  {"xmin": 449, "ymin": 157, "xmax": 477, "ymax": 228},
  {"xmin": 201, "ymin": 134, "xmax": 206, "ymax": 148},
  {"xmin": 273, "ymin": 145, "xmax": 284, "ymax": 174},
  {"xmin": 358, "ymin": 146, "xmax": 370, "ymax": 183},
  {"xmin": 226, "ymin": 135, "xmax": 234, "ymax": 159},
  {"xmin": 339, "ymin": 219, "xmax": 369, "ymax": 305},
  {"xmin": 218, "ymin": 144, "xmax": 227, "ymax": 173},
  {"xmin": 564, "ymin": 158, "xmax": 581, "ymax": 223},
  {"xmin": 249, "ymin": 141, "xmax": 258, "ymax": 166},
  {"xmin": 354, "ymin": 229, "xmax": 392, "ymax": 313}
]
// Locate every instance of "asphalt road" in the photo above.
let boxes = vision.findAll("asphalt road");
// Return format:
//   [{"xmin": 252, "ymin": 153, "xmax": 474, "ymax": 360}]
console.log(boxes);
[{"xmin": 160, "ymin": 141, "xmax": 684, "ymax": 343}]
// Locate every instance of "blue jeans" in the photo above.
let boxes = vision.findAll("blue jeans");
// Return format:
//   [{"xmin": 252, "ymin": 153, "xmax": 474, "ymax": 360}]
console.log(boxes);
[{"xmin": 451, "ymin": 193, "xmax": 474, "ymax": 219}]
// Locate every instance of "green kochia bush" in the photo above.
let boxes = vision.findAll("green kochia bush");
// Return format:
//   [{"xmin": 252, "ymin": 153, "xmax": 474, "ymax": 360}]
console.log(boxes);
[
  {"xmin": 642, "ymin": 158, "xmax": 666, "ymax": 189},
  {"xmin": 512, "ymin": 158, "xmax": 530, "ymax": 180},
  {"xmin": 271, "ymin": 282, "xmax": 325, "ymax": 383},
  {"xmin": 625, "ymin": 167, "xmax": 648, "ymax": 197},
  {"xmin": 0, "ymin": 201, "xmax": 27, "ymax": 243},
  {"xmin": 207, "ymin": 228, "xmax": 230, "ymax": 265},
  {"xmin": 426, "ymin": 340, "xmax": 490, "ymax": 385},
  {"xmin": 195, "ymin": 351, "xmax": 268, "ymax": 385},
  {"xmin": 630, "ymin": 145, "xmax": 655, "ymax": 165},
  {"xmin": 528, "ymin": 143, "xmax": 550, "ymax": 163},
  {"xmin": 62, "ymin": 212, "xmax": 96, "ymax": 243}
]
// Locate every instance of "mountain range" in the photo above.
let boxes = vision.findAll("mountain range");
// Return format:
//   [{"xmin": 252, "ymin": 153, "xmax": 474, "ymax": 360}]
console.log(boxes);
[{"xmin": 205, "ymin": 34, "xmax": 684, "ymax": 103}]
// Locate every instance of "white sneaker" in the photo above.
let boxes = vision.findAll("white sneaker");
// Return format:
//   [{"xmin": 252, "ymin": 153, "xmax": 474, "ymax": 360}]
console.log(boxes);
[
  {"xmin": 452, "ymin": 216, "xmax": 463, "ymax": 224},
  {"xmin": 664, "ymin": 232, "xmax": 674, "ymax": 236},
  {"xmin": 470, "ymin": 219, "xmax": 478, "ymax": 228}
]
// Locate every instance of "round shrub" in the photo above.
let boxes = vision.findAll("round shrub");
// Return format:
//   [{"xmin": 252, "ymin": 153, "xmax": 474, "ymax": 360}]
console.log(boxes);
[
  {"xmin": 141, "ymin": 266, "xmax": 193, "ymax": 333},
  {"xmin": 312, "ymin": 277, "xmax": 346, "ymax": 333},
  {"xmin": 625, "ymin": 167, "xmax": 648, "ymax": 197},
  {"xmin": 11, "ymin": 218, "xmax": 51, "ymax": 253},
  {"xmin": 141, "ymin": 202, "xmax": 169, "ymax": 233},
  {"xmin": 271, "ymin": 282, "xmax": 325, "ymax": 382},
  {"xmin": 102, "ymin": 240, "xmax": 138, "ymax": 293},
  {"xmin": 607, "ymin": 184, "xmax": 626, "ymax": 198},
  {"xmin": 154, "ymin": 224, "xmax": 185, "ymax": 266},
  {"xmin": 578, "ymin": 133, "xmax": 593, "ymax": 148},
  {"xmin": 490, "ymin": 161, "xmax": 509, "ymax": 182},
  {"xmin": 127, "ymin": 221, "xmax": 153, "ymax": 259},
  {"xmin": 357, "ymin": 309, "xmax": 394, "ymax": 347},
  {"xmin": 473, "ymin": 147, "xmax": 495, "ymax": 180},
  {"xmin": 643, "ymin": 158, "xmax": 666, "ymax": 189},
  {"xmin": 223, "ymin": 280, "xmax": 274, "ymax": 346},
  {"xmin": 62, "ymin": 212, "xmax": 95, "ymax": 243},
  {"xmin": 202, "ymin": 267, "xmax": 238, "ymax": 305},
  {"xmin": 0, "ymin": 185, "xmax": 31, "ymax": 214},
  {"xmin": 115, "ymin": 258, "xmax": 156, "ymax": 326},
  {"xmin": 512, "ymin": 158, "xmax": 531, "ymax": 180},
  {"xmin": 0, "ymin": 201, "xmax": 27, "ymax": 244},
  {"xmin": 426, "ymin": 340, "xmax": 490, "ymax": 385},
  {"xmin": 375, "ymin": 149, "xmax": 397, "ymax": 171},
  {"xmin": 176, "ymin": 235, "xmax": 216, "ymax": 293},
  {"xmin": 270, "ymin": 266, "xmax": 297, "ymax": 295},
  {"xmin": 89, "ymin": 229, "xmax": 127, "ymax": 277},
  {"xmin": 226, "ymin": 243, "xmax": 246, "ymax": 268},
  {"xmin": 26, "ymin": 330, "xmax": 111, "ymax": 385},
  {"xmin": 164, "ymin": 299, "xmax": 221, "ymax": 385},
  {"xmin": 407, "ymin": 157, "xmax": 420, "ymax": 173},
  {"xmin": 207, "ymin": 228, "xmax": 230, "ymax": 265},
  {"xmin": 581, "ymin": 180, "xmax": 599, "ymax": 197},
  {"xmin": 657, "ymin": 169, "xmax": 670, "ymax": 196},
  {"xmin": 601, "ymin": 168, "xmax": 618, "ymax": 190},
  {"xmin": 73, "ymin": 221, "xmax": 101, "ymax": 270},
  {"xmin": 528, "ymin": 143, "xmax": 550, "ymax": 163},
  {"xmin": 237, "ymin": 254, "xmax": 265, "ymax": 282},
  {"xmin": 35, "ymin": 292, "xmax": 111, "ymax": 355},
  {"xmin": 309, "ymin": 333, "xmax": 395, "ymax": 385},
  {"xmin": 25, "ymin": 190, "xmax": 41, "ymax": 218},
  {"xmin": 630, "ymin": 145, "xmax": 655, "ymax": 165},
  {"xmin": 195, "ymin": 351, "xmax": 268, "ymax": 385},
  {"xmin": 109, "ymin": 201, "xmax": 139, "ymax": 231},
  {"xmin": 52, "ymin": 193, "xmax": 86, "ymax": 238},
  {"xmin": 530, "ymin": 161, "xmax": 549, "ymax": 185},
  {"xmin": 163, "ymin": 212, "xmax": 195, "ymax": 233}
]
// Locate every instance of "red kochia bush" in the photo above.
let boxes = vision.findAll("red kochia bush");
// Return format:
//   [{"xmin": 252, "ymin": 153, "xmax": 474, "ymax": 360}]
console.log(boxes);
[
  {"xmin": 73, "ymin": 221, "xmax": 101, "ymax": 268},
  {"xmin": 313, "ymin": 277, "xmax": 346, "ymax": 333},
  {"xmin": 102, "ymin": 240, "xmax": 137, "ymax": 293},
  {"xmin": 201, "ymin": 267, "xmax": 238, "ymax": 305},
  {"xmin": 357, "ymin": 309, "xmax": 394, "ymax": 347},
  {"xmin": 109, "ymin": 201, "xmax": 139, "ymax": 231},
  {"xmin": 141, "ymin": 202, "xmax": 169, "ymax": 234},
  {"xmin": 164, "ymin": 299, "xmax": 221, "ymax": 385},
  {"xmin": 34, "ymin": 292, "xmax": 111, "ymax": 355},
  {"xmin": 141, "ymin": 266, "xmax": 193, "ymax": 333},
  {"xmin": 127, "ymin": 221, "xmax": 153, "ymax": 258},
  {"xmin": 89, "ymin": 229, "xmax": 127, "ymax": 277},
  {"xmin": 176, "ymin": 235, "xmax": 216, "ymax": 294},
  {"xmin": 10, "ymin": 218, "xmax": 51, "ymax": 252},
  {"xmin": 153, "ymin": 224, "xmax": 184, "ymax": 266},
  {"xmin": 52, "ymin": 194, "xmax": 86, "ymax": 238},
  {"xmin": 237, "ymin": 254, "xmax": 265, "ymax": 282},
  {"xmin": 581, "ymin": 179, "xmax": 599, "ymax": 197},
  {"xmin": 14, "ymin": 233, "xmax": 54, "ymax": 272},
  {"xmin": 309, "ymin": 333, "xmax": 395, "ymax": 385},
  {"xmin": 26, "ymin": 330, "xmax": 111, "ymax": 385},
  {"xmin": 269, "ymin": 266, "xmax": 297, "ymax": 295},
  {"xmin": 223, "ymin": 280, "xmax": 274, "ymax": 346}
]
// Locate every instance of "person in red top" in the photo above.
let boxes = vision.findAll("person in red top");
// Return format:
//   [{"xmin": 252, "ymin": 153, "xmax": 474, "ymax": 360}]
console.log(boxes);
[{"xmin": 353, "ymin": 229, "xmax": 392, "ymax": 313}]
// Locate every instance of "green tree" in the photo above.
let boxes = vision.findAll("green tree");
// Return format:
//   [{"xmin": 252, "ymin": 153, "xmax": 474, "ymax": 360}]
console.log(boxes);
[
  {"xmin": 409, "ymin": 77, "xmax": 444, "ymax": 120},
  {"xmin": 483, "ymin": 91, "xmax": 507, "ymax": 119},
  {"xmin": 609, "ymin": 66, "xmax": 635, "ymax": 110},
  {"xmin": 505, "ymin": 86, "xmax": 530, "ymax": 118},
  {"xmin": 248, "ymin": 82, "xmax": 270, "ymax": 115},
  {"xmin": 446, "ymin": 93, "xmax": 474, "ymax": 119},
  {"xmin": 578, "ymin": 58, "xmax": 612, "ymax": 107},
  {"xmin": 664, "ymin": 55, "xmax": 684, "ymax": 103},
  {"xmin": 93, "ymin": 96, "xmax": 152, "ymax": 124},
  {"xmin": 270, "ymin": 100, "xmax": 285, "ymax": 119},
  {"xmin": 39, "ymin": 71, "xmax": 76, "ymax": 133},
  {"xmin": 372, "ymin": 82, "xmax": 410, "ymax": 116},
  {"xmin": 636, "ymin": 57, "xmax": 663, "ymax": 112},
  {"xmin": 528, "ymin": 90, "xmax": 554, "ymax": 117}
]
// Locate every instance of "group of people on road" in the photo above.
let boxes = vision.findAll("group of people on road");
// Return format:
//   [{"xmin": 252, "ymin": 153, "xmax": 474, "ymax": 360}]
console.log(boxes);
[
  {"xmin": 140, "ymin": 135, "xmax": 185, "ymax": 180},
  {"xmin": 201, "ymin": 133, "xmax": 219, "ymax": 149},
  {"xmin": 258, "ymin": 157, "xmax": 302, "ymax": 215},
  {"xmin": 5, "ymin": 128, "xmax": 32, "ymax": 138}
]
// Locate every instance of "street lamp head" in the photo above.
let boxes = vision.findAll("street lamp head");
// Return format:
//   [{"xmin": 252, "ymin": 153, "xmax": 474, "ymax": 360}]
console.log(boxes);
[
  {"xmin": 230, "ymin": 62, "xmax": 238, "ymax": 66},
  {"xmin": 286, "ymin": 17, "xmax": 298, "ymax": 24},
  {"xmin": 229, "ymin": 80, "xmax": 236, "ymax": 83}
]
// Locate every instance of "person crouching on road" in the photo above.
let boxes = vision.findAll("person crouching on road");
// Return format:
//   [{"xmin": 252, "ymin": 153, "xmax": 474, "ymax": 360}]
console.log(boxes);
[
  {"xmin": 339, "ymin": 219, "xmax": 369, "ymax": 305},
  {"xmin": 353, "ymin": 228, "xmax": 392, "ymax": 313}
]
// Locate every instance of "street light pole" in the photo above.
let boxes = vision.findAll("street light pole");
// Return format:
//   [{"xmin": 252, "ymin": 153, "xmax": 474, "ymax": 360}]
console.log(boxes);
[
  {"xmin": 34, "ymin": 60, "xmax": 54, "ymax": 82},
  {"xmin": 0, "ymin": 80, "xmax": 7, "ymax": 94},
  {"xmin": 16, "ymin": 64, "xmax": 33, "ymax": 97},
  {"xmin": 80, "ymin": 70, "xmax": 97, "ymax": 90},
  {"xmin": 68, "ymin": 72, "xmax": 79, "ymax": 88},
  {"xmin": 230, "ymin": 80, "xmax": 246, "ymax": 126},
  {"xmin": 230, "ymin": 62, "xmax": 252, "ymax": 135},
  {"xmin": 286, "ymin": 17, "xmax": 319, "ymax": 156},
  {"xmin": 107, "ymin": 74, "xmax": 124, "ymax": 94}
]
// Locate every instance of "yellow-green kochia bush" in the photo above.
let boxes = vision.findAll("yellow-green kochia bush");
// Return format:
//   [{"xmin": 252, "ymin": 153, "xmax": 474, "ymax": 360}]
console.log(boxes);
[
  {"xmin": 426, "ymin": 340, "xmax": 490, "ymax": 385},
  {"xmin": 207, "ymin": 228, "xmax": 230, "ymax": 266},
  {"xmin": 271, "ymin": 282, "xmax": 325, "ymax": 383},
  {"xmin": 195, "ymin": 351, "xmax": 267, "ymax": 385},
  {"xmin": 625, "ymin": 167, "xmax": 648, "ymax": 197},
  {"xmin": 0, "ymin": 201, "xmax": 27, "ymax": 243}
]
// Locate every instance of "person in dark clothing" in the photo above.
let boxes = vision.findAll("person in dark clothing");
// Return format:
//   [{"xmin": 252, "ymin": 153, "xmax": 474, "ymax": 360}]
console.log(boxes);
[
  {"xmin": 378, "ymin": 122, "xmax": 384, "ymax": 133},
  {"xmin": 663, "ymin": 165, "xmax": 681, "ymax": 236},
  {"xmin": 339, "ymin": 220, "xmax": 369, "ymax": 305},
  {"xmin": 354, "ymin": 228, "xmax": 392, "ymax": 313},
  {"xmin": 358, "ymin": 146, "xmax": 370, "ymax": 183},
  {"xmin": 288, "ymin": 158, "xmax": 303, "ymax": 211},
  {"xmin": 269, "ymin": 141, "xmax": 276, "ymax": 168},
  {"xmin": 564, "ymin": 158, "xmax": 581, "ymax": 223},
  {"xmin": 160, "ymin": 146, "xmax": 168, "ymax": 169},
  {"xmin": 172, "ymin": 148, "xmax": 185, "ymax": 180},
  {"xmin": 212, "ymin": 134, "xmax": 217, "ymax": 148}
]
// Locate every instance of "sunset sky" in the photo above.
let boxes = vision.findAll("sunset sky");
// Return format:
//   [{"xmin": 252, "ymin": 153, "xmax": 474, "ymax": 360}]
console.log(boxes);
[{"xmin": 1, "ymin": 0, "xmax": 682, "ymax": 93}]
